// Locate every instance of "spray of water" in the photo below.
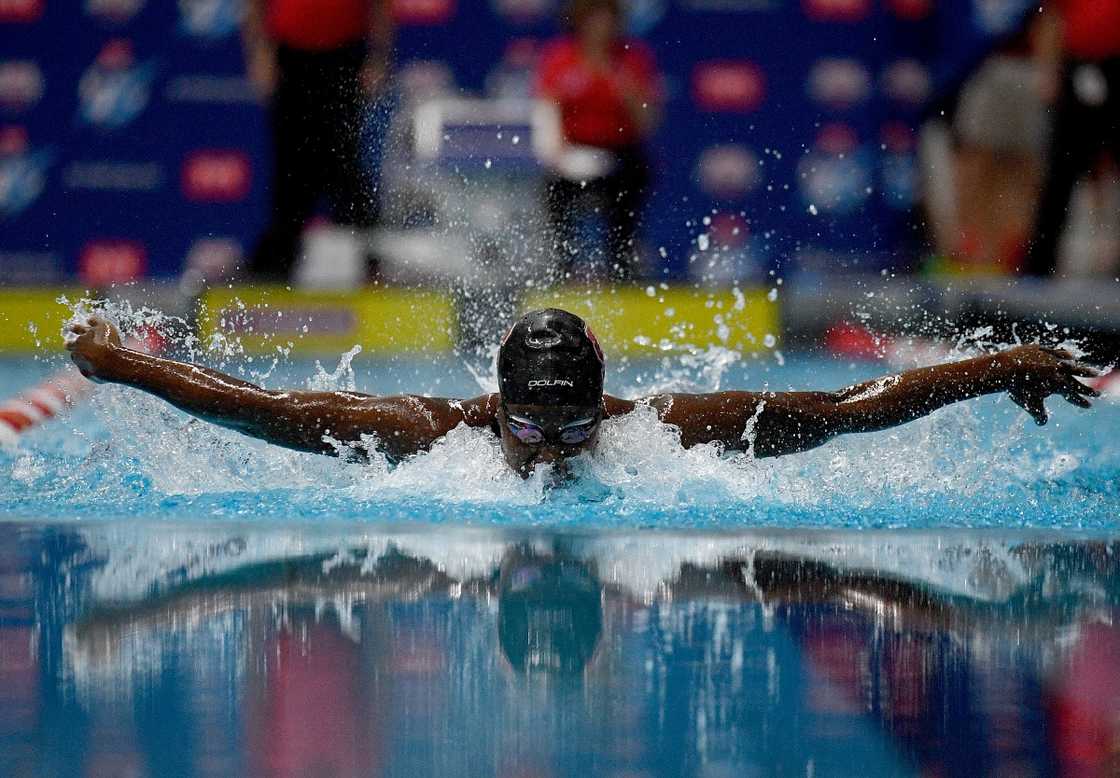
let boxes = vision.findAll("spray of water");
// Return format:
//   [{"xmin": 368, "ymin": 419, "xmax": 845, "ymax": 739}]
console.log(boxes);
[{"xmin": 2, "ymin": 295, "xmax": 1116, "ymax": 528}]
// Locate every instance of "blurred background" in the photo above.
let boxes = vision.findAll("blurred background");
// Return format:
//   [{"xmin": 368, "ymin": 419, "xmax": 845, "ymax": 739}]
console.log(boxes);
[{"xmin": 1, "ymin": 0, "xmax": 1118, "ymax": 358}]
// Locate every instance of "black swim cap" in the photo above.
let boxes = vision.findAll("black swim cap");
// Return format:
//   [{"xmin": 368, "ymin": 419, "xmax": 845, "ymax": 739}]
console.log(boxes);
[{"xmin": 498, "ymin": 308, "xmax": 605, "ymax": 407}]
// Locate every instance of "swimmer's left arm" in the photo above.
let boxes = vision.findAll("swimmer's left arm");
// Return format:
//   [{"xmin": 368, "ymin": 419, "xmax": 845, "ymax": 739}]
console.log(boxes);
[{"xmin": 646, "ymin": 345, "xmax": 1100, "ymax": 457}]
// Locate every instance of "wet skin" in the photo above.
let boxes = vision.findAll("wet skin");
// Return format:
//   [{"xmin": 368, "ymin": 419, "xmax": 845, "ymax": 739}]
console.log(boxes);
[{"xmin": 65, "ymin": 316, "xmax": 1103, "ymax": 477}]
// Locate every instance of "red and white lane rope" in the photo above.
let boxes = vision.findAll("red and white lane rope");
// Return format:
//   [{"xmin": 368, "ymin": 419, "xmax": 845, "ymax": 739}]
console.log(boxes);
[
  {"xmin": 0, "ymin": 369, "xmax": 92, "ymax": 447},
  {"xmin": 0, "ymin": 325, "xmax": 165, "ymax": 448}
]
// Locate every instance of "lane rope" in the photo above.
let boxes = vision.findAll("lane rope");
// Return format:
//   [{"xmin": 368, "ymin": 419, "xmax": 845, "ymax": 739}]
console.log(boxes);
[{"xmin": 0, "ymin": 325, "xmax": 164, "ymax": 448}]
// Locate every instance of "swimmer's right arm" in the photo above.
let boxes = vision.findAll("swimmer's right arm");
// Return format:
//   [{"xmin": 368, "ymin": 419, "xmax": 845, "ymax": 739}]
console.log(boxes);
[{"xmin": 65, "ymin": 317, "xmax": 499, "ymax": 460}]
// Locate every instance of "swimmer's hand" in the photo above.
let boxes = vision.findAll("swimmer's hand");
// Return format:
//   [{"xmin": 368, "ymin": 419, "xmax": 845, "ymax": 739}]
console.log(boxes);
[
  {"xmin": 65, "ymin": 316, "xmax": 123, "ymax": 383},
  {"xmin": 998, "ymin": 345, "xmax": 1101, "ymax": 425}
]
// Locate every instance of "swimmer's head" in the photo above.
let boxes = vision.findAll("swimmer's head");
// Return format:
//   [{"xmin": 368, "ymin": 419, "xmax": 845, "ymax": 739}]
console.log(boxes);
[{"xmin": 497, "ymin": 309, "xmax": 606, "ymax": 478}]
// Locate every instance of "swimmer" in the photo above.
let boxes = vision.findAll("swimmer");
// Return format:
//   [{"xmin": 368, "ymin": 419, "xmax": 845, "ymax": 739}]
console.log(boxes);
[{"xmin": 65, "ymin": 308, "xmax": 1102, "ymax": 478}]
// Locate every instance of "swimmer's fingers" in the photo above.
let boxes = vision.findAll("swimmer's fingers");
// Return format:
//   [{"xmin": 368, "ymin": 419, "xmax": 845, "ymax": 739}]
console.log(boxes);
[
  {"xmin": 1059, "ymin": 380, "xmax": 1093, "ymax": 408},
  {"xmin": 1061, "ymin": 392, "xmax": 1093, "ymax": 409},
  {"xmin": 1010, "ymin": 389, "xmax": 1048, "ymax": 426},
  {"xmin": 1060, "ymin": 361, "xmax": 1103, "ymax": 379},
  {"xmin": 1068, "ymin": 377, "xmax": 1101, "ymax": 398}
]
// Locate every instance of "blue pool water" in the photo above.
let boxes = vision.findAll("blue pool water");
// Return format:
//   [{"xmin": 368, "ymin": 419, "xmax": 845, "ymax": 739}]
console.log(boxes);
[
  {"xmin": 1, "ymin": 349, "xmax": 1118, "ymax": 529},
  {"xmin": 1, "ymin": 521, "xmax": 1118, "ymax": 777},
  {"xmin": 2, "ymin": 344, "xmax": 1119, "ymax": 776}
]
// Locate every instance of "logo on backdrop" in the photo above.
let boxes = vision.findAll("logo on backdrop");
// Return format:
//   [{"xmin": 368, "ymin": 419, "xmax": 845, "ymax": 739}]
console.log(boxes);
[
  {"xmin": 691, "ymin": 61, "xmax": 765, "ymax": 112},
  {"xmin": 178, "ymin": 0, "xmax": 243, "ymax": 41},
  {"xmin": 679, "ymin": 0, "xmax": 780, "ymax": 13},
  {"xmin": 879, "ymin": 121, "xmax": 916, "ymax": 210},
  {"xmin": 802, "ymin": 0, "xmax": 869, "ymax": 22},
  {"xmin": 808, "ymin": 58, "xmax": 870, "ymax": 109},
  {"xmin": 796, "ymin": 124, "xmax": 871, "ymax": 215},
  {"xmin": 974, "ymin": 0, "xmax": 1020, "ymax": 35},
  {"xmin": 626, "ymin": 0, "xmax": 667, "ymax": 35},
  {"xmin": 0, "ymin": 126, "xmax": 51, "ymax": 219},
  {"xmin": 881, "ymin": 59, "xmax": 930, "ymax": 106},
  {"xmin": 62, "ymin": 160, "xmax": 163, "ymax": 192},
  {"xmin": 696, "ymin": 144, "xmax": 760, "ymax": 200},
  {"xmin": 86, "ymin": 0, "xmax": 146, "ymax": 24},
  {"xmin": 0, "ymin": 0, "xmax": 44, "ymax": 23},
  {"xmin": 490, "ymin": 0, "xmax": 552, "ymax": 24},
  {"xmin": 392, "ymin": 0, "xmax": 456, "ymax": 25},
  {"xmin": 0, "ymin": 61, "xmax": 44, "ymax": 113},
  {"xmin": 185, "ymin": 237, "xmax": 243, "ymax": 279},
  {"xmin": 397, "ymin": 60, "xmax": 455, "ymax": 102},
  {"xmin": 886, "ymin": 0, "xmax": 930, "ymax": 20},
  {"xmin": 79, "ymin": 240, "xmax": 147, "ymax": 285},
  {"xmin": 182, "ymin": 150, "xmax": 251, "ymax": 201},
  {"xmin": 77, "ymin": 39, "xmax": 157, "ymax": 131},
  {"xmin": 0, "ymin": 250, "xmax": 60, "ymax": 282}
]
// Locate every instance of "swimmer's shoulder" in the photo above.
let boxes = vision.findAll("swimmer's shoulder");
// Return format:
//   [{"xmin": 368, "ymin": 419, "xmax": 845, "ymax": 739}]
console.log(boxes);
[
  {"xmin": 603, "ymin": 394, "xmax": 637, "ymax": 417},
  {"xmin": 454, "ymin": 393, "xmax": 500, "ymax": 432}
]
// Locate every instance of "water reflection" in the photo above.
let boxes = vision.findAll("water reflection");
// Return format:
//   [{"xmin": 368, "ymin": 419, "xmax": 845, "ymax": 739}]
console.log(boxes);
[{"xmin": 1, "ymin": 523, "xmax": 1118, "ymax": 776}]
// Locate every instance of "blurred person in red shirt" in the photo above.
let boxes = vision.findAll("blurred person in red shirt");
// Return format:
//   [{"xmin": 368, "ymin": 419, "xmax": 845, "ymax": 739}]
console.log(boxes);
[
  {"xmin": 1023, "ymin": 0, "xmax": 1120, "ymax": 276},
  {"xmin": 535, "ymin": 0, "xmax": 662, "ymax": 282},
  {"xmin": 242, "ymin": 0, "xmax": 393, "ymax": 282}
]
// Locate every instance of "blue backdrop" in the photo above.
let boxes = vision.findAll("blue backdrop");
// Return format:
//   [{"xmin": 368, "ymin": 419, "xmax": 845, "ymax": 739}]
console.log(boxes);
[{"xmin": 0, "ymin": 0, "xmax": 1035, "ymax": 284}]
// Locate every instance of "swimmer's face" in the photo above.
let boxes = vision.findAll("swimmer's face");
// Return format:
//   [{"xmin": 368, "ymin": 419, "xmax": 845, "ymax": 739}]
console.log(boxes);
[{"xmin": 498, "ymin": 403, "xmax": 602, "ymax": 479}]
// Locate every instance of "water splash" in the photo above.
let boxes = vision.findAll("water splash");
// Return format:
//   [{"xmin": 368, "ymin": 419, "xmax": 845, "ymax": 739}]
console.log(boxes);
[{"xmin": 3, "ymin": 296, "xmax": 1116, "ymax": 528}]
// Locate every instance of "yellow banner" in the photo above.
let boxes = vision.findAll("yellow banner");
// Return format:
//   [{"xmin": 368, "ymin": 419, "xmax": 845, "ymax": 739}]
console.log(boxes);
[
  {"xmin": 523, "ymin": 286, "xmax": 779, "ymax": 355},
  {"xmin": 198, "ymin": 286, "xmax": 458, "ymax": 356},
  {"xmin": 0, "ymin": 289, "xmax": 85, "ymax": 354}
]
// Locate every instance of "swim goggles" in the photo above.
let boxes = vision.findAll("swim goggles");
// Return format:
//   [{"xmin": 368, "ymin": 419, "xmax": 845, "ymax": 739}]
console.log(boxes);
[{"xmin": 504, "ymin": 411, "xmax": 601, "ymax": 446}]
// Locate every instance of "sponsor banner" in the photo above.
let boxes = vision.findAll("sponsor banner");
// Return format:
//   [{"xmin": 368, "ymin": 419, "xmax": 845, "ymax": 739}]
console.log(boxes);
[
  {"xmin": 0, "ymin": 0, "xmax": 1036, "ymax": 283},
  {"xmin": 0, "ymin": 288, "xmax": 84, "ymax": 353},
  {"xmin": 199, "ymin": 287, "xmax": 458, "ymax": 355},
  {"xmin": 181, "ymin": 150, "xmax": 251, "ymax": 202},
  {"xmin": 691, "ymin": 61, "xmax": 765, "ymax": 112}
]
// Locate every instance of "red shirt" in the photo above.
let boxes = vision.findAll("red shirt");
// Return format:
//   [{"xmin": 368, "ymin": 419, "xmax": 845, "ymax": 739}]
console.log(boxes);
[
  {"xmin": 1060, "ymin": 0, "xmax": 1120, "ymax": 59},
  {"xmin": 535, "ymin": 37, "xmax": 660, "ymax": 149},
  {"xmin": 267, "ymin": 0, "xmax": 371, "ymax": 50}
]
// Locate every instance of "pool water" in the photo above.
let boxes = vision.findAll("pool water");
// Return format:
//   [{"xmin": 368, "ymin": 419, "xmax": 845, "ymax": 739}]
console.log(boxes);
[
  {"xmin": 1, "ymin": 349, "xmax": 1117, "ymax": 529},
  {"xmin": 2, "ymin": 343, "xmax": 1118, "ymax": 776},
  {"xmin": 1, "ymin": 522, "xmax": 1117, "ymax": 777}
]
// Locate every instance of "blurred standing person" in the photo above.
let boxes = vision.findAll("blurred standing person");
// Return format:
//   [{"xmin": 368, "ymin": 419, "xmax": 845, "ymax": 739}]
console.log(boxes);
[
  {"xmin": 242, "ymin": 0, "xmax": 393, "ymax": 282},
  {"xmin": 536, "ymin": 0, "xmax": 662, "ymax": 282},
  {"xmin": 1023, "ymin": 0, "xmax": 1120, "ymax": 276}
]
